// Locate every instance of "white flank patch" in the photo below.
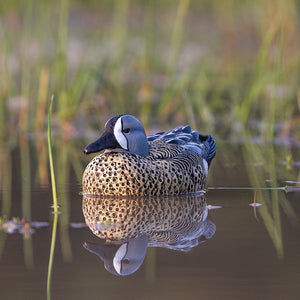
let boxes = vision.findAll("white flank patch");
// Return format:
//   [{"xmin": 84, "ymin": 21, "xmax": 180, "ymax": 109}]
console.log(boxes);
[
  {"xmin": 113, "ymin": 243, "xmax": 127, "ymax": 274},
  {"xmin": 203, "ymin": 160, "xmax": 208, "ymax": 175},
  {"xmin": 114, "ymin": 117, "xmax": 128, "ymax": 150}
]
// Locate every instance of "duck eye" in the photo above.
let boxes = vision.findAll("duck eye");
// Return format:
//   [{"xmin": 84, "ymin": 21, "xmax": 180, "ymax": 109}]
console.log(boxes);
[{"xmin": 123, "ymin": 128, "xmax": 130, "ymax": 134}]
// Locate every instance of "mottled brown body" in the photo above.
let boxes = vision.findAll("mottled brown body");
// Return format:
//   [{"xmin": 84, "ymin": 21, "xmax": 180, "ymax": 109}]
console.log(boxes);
[{"xmin": 82, "ymin": 140, "xmax": 207, "ymax": 196}]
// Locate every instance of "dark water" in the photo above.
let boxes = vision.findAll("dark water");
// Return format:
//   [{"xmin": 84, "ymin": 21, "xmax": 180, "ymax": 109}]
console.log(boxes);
[{"xmin": 0, "ymin": 141, "xmax": 300, "ymax": 299}]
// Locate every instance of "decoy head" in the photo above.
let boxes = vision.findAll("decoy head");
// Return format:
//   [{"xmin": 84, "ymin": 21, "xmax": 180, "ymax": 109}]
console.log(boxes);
[
  {"xmin": 83, "ymin": 235, "xmax": 148, "ymax": 276},
  {"xmin": 84, "ymin": 114, "xmax": 149, "ymax": 157}
]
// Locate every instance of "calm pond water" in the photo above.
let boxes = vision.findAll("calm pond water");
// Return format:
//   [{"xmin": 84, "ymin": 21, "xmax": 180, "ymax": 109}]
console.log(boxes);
[{"xmin": 0, "ymin": 140, "xmax": 299, "ymax": 299}]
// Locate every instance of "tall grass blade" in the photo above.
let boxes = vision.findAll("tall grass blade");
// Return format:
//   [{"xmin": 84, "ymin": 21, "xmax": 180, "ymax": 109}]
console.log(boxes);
[
  {"xmin": 47, "ymin": 95, "xmax": 59, "ymax": 300},
  {"xmin": 47, "ymin": 211, "xmax": 58, "ymax": 300}
]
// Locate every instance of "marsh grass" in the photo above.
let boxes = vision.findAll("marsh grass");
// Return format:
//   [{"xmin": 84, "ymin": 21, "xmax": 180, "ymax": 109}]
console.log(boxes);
[
  {"xmin": 47, "ymin": 96, "xmax": 59, "ymax": 300},
  {"xmin": 0, "ymin": 1, "xmax": 299, "ymax": 139},
  {"xmin": 241, "ymin": 138, "xmax": 299, "ymax": 258}
]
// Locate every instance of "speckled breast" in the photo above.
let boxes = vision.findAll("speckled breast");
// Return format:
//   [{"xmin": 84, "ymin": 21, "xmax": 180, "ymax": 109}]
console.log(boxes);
[{"xmin": 82, "ymin": 151, "xmax": 207, "ymax": 196}]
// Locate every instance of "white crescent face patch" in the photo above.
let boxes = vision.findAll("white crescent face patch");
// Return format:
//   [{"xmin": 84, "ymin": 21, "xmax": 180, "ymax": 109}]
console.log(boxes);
[{"xmin": 114, "ymin": 117, "xmax": 128, "ymax": 150}]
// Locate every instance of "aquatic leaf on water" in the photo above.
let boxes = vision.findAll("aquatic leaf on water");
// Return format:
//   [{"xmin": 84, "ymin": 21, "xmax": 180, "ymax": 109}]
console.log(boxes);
[
  {"xmin": 70, "ymin": 222, "xmax": 88, "ymax": 229},
  {"xmin": 249, "ymin": 203, "xmax": 263, "ymax": 207},
  {"xmin": 207, "ymin": 205, "xmax": 222, "ymax": 210}
]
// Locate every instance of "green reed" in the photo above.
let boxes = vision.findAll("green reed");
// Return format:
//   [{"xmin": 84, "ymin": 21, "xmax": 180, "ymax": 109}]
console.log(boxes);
[
  {"xmin": 233, "ymin": 5, "xmax": 299, "ymax": 256},
  {"xmin": 47, "ymin": 212, "xmax": 58, "ymax": 300},
  {"xmin": 0, "ymin": 0, "xmax": 299, "ymax": 139},
  {"xmin": 48, "ymin": 97, "xmax": 58, "ymax": 213},
  {"xmin": 47, "ymin": 96, "xmax": 59, "ymax": 300},
  {"xmin": 241, "ymin": 138, "xmax": 298, "ymax": 258}
]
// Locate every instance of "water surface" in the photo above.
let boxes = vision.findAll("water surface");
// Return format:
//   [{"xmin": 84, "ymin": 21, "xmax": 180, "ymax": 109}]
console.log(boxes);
[{"xmin": 0, "ymin": 141, "xmax": 299, "ymax": 299}]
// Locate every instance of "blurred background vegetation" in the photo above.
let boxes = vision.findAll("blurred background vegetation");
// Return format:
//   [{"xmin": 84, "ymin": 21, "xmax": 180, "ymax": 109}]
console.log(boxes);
[
  {"xmin": 0, "ymin": 0, "xmax": 299, "ymax": 265},
  {"xmin": 0, "ymin": 0, "xmax": 299, "ymax": 140}
]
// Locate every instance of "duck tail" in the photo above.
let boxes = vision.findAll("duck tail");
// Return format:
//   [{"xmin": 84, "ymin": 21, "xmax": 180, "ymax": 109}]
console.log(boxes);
[{"xmin": 199, "ymin": 134, "xmax": 216, "ymax": 166}]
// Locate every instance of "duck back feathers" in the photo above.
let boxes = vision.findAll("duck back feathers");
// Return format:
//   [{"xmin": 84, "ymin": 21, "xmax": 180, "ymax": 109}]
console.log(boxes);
[{"xmin": 147, "ymin": 125, "xmax": 216, "ymax": 165}]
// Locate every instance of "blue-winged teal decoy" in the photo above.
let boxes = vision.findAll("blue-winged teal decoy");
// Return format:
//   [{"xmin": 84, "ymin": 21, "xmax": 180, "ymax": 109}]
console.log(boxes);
[
  {"xmin": 83, "ymin": 114, "xmax": 216, "ymax": 196},
  {"xmin": 82, "ymin": 193, "xmax": 216, "ymax": 275}
]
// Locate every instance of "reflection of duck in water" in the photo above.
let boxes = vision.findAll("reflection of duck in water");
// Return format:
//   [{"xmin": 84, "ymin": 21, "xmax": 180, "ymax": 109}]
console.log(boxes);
[
  {"xmin": 82, "ymin": 193, "xmax": 216, "ymax": 276},
  {"xmin": 83, "ymin": 114, "xmax": 216, "ymax": 196}
]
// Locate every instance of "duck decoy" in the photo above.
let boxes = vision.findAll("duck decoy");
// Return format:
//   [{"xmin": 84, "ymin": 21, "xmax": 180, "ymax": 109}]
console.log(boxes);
[
  {"xmin": 83, "ymin": 114, "xmax": 216, "ymax": 196},
  {"xmin": 82, "ymin": 193, "xmax": 216, "ymax": 276}
]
